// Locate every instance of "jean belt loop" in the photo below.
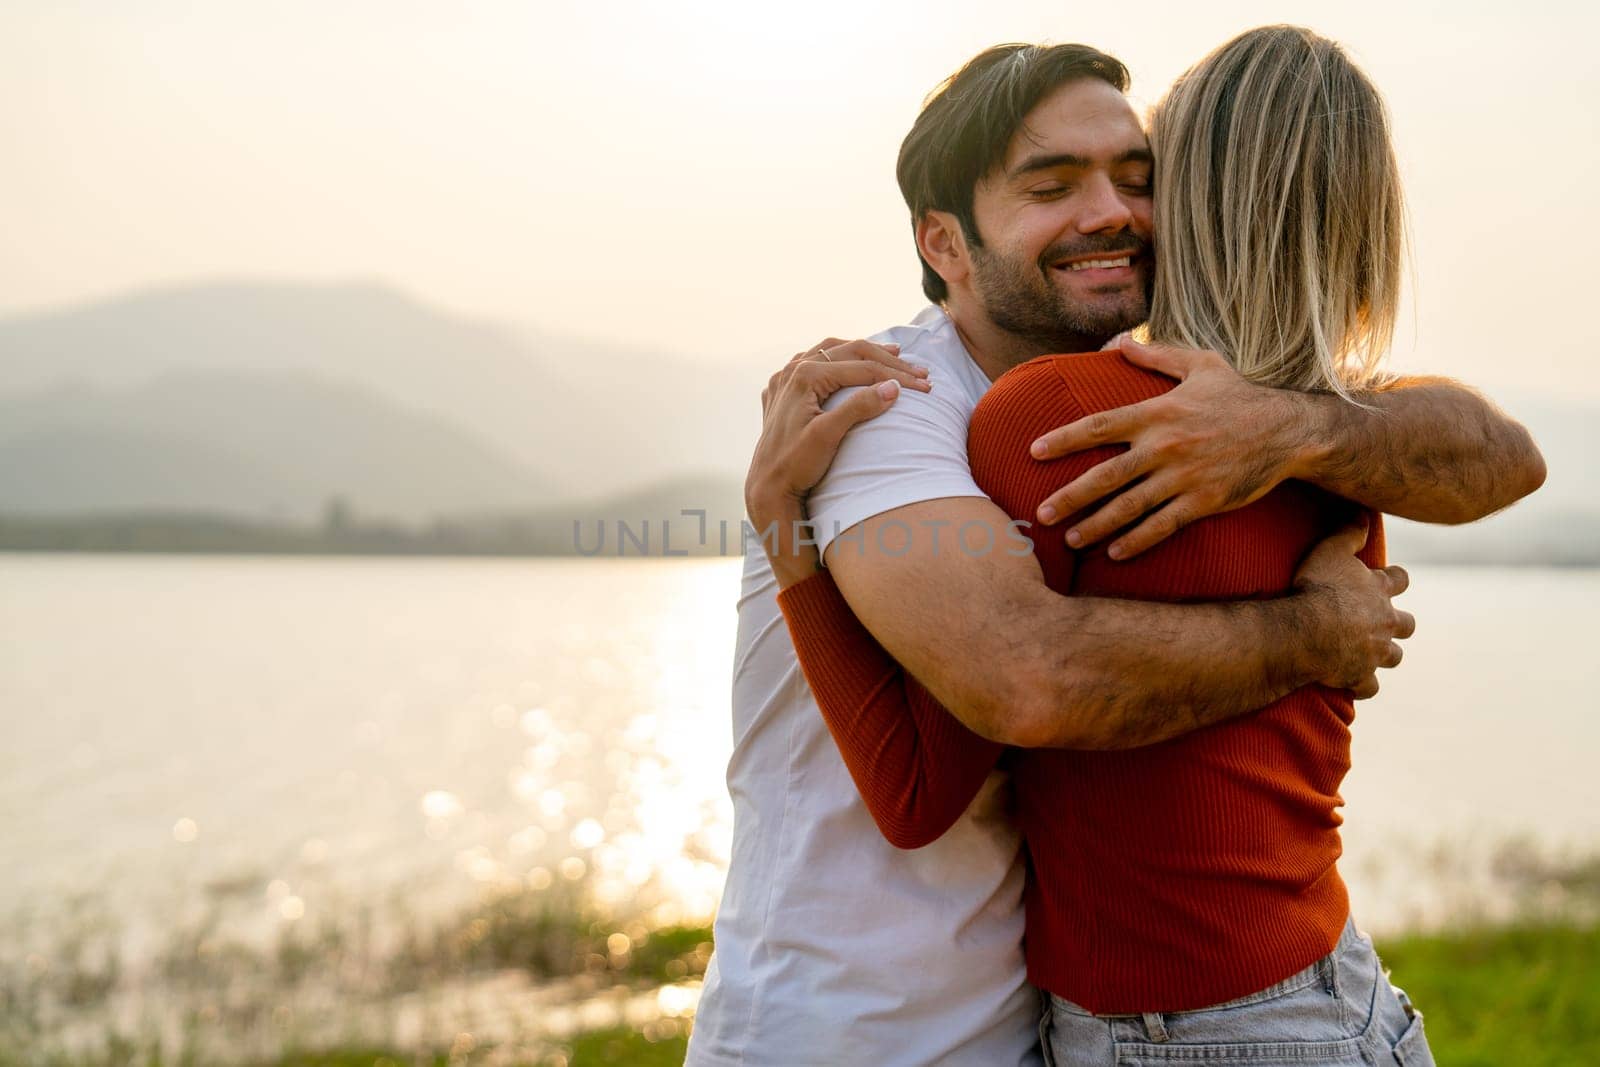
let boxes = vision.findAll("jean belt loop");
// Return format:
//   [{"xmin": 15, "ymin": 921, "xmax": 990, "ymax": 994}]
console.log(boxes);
[{"xmin": 1141, "ymin": 1012, "xmax": 1170, "ymax": 1043}]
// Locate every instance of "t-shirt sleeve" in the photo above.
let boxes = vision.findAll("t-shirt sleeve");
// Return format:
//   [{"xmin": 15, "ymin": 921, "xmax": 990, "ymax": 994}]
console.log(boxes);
[{"xmin": 806, "ymin": 366, "xmax": 987, "ymax": 560}]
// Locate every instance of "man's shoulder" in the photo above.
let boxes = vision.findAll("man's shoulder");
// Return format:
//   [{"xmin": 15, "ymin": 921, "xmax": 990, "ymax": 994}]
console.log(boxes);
[
  {"xmin": 861, "ymin": 305, "xmax": 988, "ymax": 406},
  {"xmin": 808, "ymin": 308, "xmax": 992, "ymax": 555}
]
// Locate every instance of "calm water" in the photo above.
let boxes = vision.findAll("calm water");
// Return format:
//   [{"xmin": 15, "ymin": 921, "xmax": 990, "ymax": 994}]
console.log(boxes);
[{"xmin": 2, "ymin": 554, "xmax": 1597, "ymax": 963}]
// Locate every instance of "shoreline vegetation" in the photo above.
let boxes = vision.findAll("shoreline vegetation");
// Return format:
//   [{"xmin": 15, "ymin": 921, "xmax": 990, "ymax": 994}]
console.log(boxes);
[
  {"xmin": 1, "ymin": 871, "xmax": 712, "ymax": 1067},
  {"xmin": 2, "ymin": 507, "xmax": 1598, "ymax": 565},
  {"xmin": 3, "ymin": 840, "xmax": 1596, "ymax": 1066}
]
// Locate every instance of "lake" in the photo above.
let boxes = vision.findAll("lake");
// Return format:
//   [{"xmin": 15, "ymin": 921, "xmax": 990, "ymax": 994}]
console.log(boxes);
[{"xmin": 2, "ymin": 553, "xmax": 1597, "ymax": 971}]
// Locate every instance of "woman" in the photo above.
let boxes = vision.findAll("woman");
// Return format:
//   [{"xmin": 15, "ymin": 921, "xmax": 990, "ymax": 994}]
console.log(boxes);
[{"xmin": 754, "ymin": 26, "xmax": 1432, "ymax": 1066}]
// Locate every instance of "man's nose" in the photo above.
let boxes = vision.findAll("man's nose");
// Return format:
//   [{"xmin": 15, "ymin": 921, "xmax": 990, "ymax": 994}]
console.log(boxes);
[{"xmin": 1075, "ymin": 175, "xmax": 1135, "ymax": 234}]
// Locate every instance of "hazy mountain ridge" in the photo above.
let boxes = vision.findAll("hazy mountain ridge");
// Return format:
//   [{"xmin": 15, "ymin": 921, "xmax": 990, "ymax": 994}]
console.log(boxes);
[
  {"xmin": 0, "ymin": 369, "xmax": 562, "ymax": 521},
  {"xmin": 0, "ymin": 279, "xmax": 765, "ymax": 504}
]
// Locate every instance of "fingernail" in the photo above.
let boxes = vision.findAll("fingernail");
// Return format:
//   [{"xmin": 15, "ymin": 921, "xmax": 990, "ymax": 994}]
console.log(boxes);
[
  {"xmin": 1038, "ymin": 504, "xmax": 1056, "ymax": 523},
  {"xmin": 1107, "ymin": 544, "xmax": 1123, "ymax": 560},
  {"xmin": 1066, "ymin": 529, "xmax": 1082, "ymax": 547},
  {"xmin": 876, "ymin": 380, "xmax": 899, "ymax": 399},
  {"xmin": 912, "ymin": 365, "xmax": 930, "ymax": 377},
  {"xmin": 883, "ymin": 343, "xmax": 900, "ymax": 352},
  {"xmin": 1030, "ymin": 438, "xmax": 1048, "ymax": 458}
]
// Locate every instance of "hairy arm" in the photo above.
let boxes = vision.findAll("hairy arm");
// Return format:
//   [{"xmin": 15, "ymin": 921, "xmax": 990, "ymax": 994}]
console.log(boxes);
[
  {"xmin": 820, "ymin": 495, "xmax": 1374, "ymax": 750},
  {"xmin": 1291, "ymin": 375, "xmax": 1547, "ymax": 524},
  {"xmin": 1033, "ymin": 341, "xmax": 1547, "ymax": 558}
]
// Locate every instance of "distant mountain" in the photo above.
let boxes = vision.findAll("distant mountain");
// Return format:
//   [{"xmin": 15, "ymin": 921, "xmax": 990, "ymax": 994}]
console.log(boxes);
[
  {"xmin": 0, "ymin": 280, "xmax": 765, "ymax": 501},
  {"xmin": 0, "ymin": 370, "xmax": 559, "ymax": 521}
]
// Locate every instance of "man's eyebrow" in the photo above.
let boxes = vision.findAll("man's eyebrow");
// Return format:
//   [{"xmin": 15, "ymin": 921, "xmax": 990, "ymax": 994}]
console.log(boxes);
[{"xmin": 1008, "ymin": 147, "xmax": 1154, "ymax": 179}]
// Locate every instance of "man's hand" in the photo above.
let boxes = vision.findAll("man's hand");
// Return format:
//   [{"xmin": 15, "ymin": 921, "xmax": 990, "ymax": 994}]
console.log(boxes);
[
  {"xmin": 1028, "ymin": 337, "xmax": 1547, "ymax": 559},
  {"xmin": 746, "ymin": 338, "xmax": 930, "ymax": 588},
  {"xmin": 1291, "ymin": 518, "xmax": 1415, "ymax": 699},
  {"xmin": 1029, "ymin": 337, "xmax": 1302, "ymax": 559}
]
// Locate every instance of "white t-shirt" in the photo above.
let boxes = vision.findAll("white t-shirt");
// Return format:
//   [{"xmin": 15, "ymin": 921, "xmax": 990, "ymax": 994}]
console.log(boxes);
[{"xmin": 688, "ymin": 306, "xmax": 1040, "ymax": 1067}]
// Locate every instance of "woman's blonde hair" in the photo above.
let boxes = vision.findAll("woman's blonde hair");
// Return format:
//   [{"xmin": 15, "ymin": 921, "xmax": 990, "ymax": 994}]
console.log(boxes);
[{"xmin": 1146, "ymin": 25, "xmax": 1403, "ymax": 397}]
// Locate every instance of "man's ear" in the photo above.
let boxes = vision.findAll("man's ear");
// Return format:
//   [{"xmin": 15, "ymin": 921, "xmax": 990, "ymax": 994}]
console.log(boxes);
[{"xmin": 915, "ymin": 210, "xmax": 971, "ymax": 290}]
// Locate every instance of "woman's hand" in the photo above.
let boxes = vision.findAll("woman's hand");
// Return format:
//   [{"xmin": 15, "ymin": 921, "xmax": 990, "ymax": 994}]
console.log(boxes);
[{"xmin": 746, "ymin": 338, "xmax": 931, "ymax": 587}]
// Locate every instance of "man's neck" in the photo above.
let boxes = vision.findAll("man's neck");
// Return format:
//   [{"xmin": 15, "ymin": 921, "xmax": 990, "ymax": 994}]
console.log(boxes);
[{"xmin": 941, "ymin": 298, "xmax": 1104, "ymax": 383}]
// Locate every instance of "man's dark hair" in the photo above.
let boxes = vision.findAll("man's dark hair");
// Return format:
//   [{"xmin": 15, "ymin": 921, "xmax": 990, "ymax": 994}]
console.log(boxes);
[{"xmin": 896, "ymin": 43, "xmax": 1131, "ymax": 303}]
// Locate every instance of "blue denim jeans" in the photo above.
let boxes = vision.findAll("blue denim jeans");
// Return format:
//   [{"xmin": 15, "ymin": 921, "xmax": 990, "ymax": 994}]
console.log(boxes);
[{"xmin": 1038, "ymin": 918, "xmax": 1433, "ymax": 1065}]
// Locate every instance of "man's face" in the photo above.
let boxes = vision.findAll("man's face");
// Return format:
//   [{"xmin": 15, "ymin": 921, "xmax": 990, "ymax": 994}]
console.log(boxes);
[{"xmin": 967, "ymin": 77, "xmax": 1154, "ymax": 352}]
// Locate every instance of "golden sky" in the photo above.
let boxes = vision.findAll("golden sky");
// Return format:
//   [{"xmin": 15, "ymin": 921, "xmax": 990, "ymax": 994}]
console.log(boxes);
[{"xmin": 3, "ymin": 1, "xmax": 1595, "ymax": 399}]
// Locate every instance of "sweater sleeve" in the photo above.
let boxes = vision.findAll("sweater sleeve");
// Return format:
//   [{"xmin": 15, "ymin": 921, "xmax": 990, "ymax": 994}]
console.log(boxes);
[{"xmin": 777, "ymin": 571, "xmax": 1004, "ymax": 849}]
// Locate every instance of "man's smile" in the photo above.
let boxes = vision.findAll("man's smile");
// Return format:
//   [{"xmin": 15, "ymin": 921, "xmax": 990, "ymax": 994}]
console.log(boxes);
[{"xmin": 1047, "ymin": 249, "xmax": 1145, "ymax": 284}]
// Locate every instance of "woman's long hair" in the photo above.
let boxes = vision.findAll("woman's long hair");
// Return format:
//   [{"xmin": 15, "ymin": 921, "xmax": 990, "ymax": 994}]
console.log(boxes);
[{"xmin": 1146, "ymin": 25, "xmax": 1403, "ymax": 398}]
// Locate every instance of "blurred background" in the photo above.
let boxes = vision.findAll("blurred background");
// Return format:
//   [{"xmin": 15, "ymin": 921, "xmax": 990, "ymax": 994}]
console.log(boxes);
[{"xmin": 2, "ymin": 2, "xmax": 1596, "ymax": 1064}]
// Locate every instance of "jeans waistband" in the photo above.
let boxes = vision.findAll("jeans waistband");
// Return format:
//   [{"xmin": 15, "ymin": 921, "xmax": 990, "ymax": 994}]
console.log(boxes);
[{"xmin": 1049, "ymin": 916, "xmax": 1374, "ymax": 1022}]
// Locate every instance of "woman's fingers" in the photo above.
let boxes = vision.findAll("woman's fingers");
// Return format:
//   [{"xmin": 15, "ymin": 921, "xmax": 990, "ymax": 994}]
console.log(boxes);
[
  {"xmin": 771, "ymin": 340, "xmax": 930, "ymax": 415},
  {"xmin": 790, "ymin": 355, "xmax": 931, "ymax": 397},
  {"xmin": 805, "ymin": 380, "xmax": 902, "ymax": 454},
  {"xmin": 790, "ymin": 337, "xmax": 849, "ymax": 364},
  {"xmin": 816, "ymin": 338, "xmax": 928, "ymax": 381}
]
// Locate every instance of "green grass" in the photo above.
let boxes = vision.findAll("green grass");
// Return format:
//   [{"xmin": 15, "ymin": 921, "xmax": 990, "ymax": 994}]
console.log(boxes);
[
  {"xmin": 566, "ymin": 1027, "xmax": 689, "ymax": 1066},
  {"xmin": 259, "ymin": 1053, "xmax": 446, "ymax": 1067},
  {"xmin": 243, "ymin": 1029, "xmax": 689, "ymax": 1066},
  {"xmin": 1378, "ymin": 921, "xmax": 1600, "ymax": 1066}
]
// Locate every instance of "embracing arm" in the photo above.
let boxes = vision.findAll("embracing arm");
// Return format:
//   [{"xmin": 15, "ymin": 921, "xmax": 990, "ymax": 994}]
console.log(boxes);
[
  {"xmin": 746, "ymin": 335, "xmax": 1408, "ymax": 757},
  {"xmin": 817, "ymin": 496, "xmax": 1398, "ymax": 750},
  {"xmin": 1032, "ymin": 340, "xmax": 1547, "ymax": 558},
  {"xmin": 1290, "ymin": 375, "xmax": 1546, "ymax": 524}
]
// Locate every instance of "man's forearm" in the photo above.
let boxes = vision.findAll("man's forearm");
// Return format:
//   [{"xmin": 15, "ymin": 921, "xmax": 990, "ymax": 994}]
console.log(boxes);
[
  {"xmin": 826, "ymin": 500, "xmax": 1398, "ymax": 755},
  {"xmin": 1289, "ymin": 377, "xmax": 1546, "ymax": 523},
  {"xmin": 987, "ymin": 592, "xmax": 1323, "ymax": 750}
]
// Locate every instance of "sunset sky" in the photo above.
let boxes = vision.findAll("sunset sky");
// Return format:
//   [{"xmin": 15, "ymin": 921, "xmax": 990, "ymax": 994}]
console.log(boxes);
[{"xmin": 4, "ymin": 1, "xmax": 1596, "ymax": 401}]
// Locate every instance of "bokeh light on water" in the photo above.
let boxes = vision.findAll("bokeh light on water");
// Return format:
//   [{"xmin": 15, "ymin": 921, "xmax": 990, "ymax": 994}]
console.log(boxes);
[{"xmin": 2, "ymin": 555, "xmax": 737, "ymax": 911}]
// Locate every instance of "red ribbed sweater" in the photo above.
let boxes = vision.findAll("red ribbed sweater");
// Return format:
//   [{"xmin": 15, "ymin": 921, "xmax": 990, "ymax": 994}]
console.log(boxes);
[{"xmin": 777, "ymin": 349, "xmax": 1384, "ymax": 1014}]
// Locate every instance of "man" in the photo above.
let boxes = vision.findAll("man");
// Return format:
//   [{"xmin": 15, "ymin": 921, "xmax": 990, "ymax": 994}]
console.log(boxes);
[{"xmin": 688, "ymin": 42, "xmax": 1543, "ymax": 1067}]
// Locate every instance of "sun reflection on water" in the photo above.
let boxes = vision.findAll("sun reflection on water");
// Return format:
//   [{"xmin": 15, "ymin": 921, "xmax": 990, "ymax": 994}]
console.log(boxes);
[{"xmin": 404, "ymin": 561, "xmax": 740, "ymax": 923}]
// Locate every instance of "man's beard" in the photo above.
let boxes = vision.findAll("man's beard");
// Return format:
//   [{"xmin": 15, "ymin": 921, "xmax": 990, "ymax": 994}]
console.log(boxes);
[{"xmin": 968, "ymin": 233, "xmax": 1151, "ymax": 353}]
